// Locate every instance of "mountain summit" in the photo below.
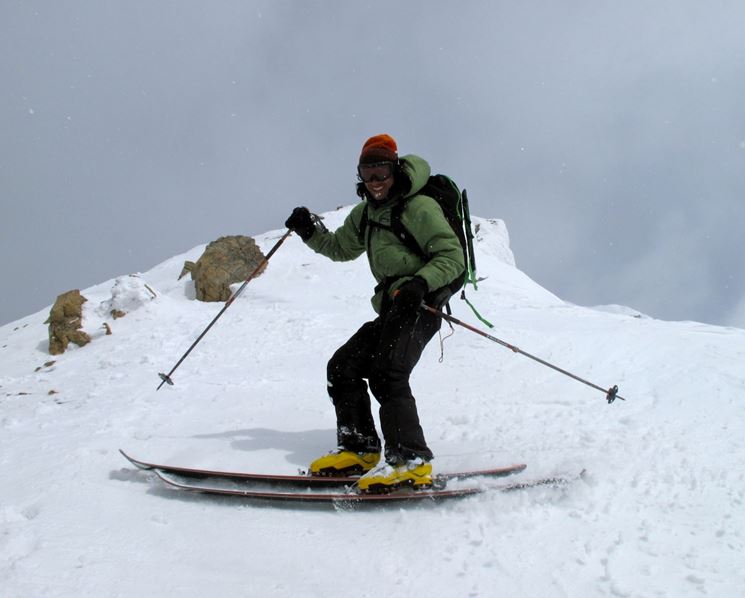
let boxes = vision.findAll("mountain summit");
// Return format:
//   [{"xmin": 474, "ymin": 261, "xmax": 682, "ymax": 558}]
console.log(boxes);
[{"xmin": 1, "ymin": 209, "xmax": 743, "ymax": 597}]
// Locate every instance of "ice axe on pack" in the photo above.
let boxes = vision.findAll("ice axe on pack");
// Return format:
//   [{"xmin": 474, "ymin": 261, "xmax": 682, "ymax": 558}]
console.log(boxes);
[
  {"xmin": 421, "ymin": 304, "xmax": 626, "ymax": 404},
  {"xmin": 157, "ymin": 229, "xmax": 293, "ymax": 390}
]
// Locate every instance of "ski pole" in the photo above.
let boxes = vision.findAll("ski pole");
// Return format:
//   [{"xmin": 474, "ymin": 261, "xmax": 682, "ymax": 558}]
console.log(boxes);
[
  {"xmin": 157, "ymin": 229, "xmax": 293, "ymax": 390},
  {"xmin": 421, "ymin": 304, "xmax": 625, "ymax": 403}
]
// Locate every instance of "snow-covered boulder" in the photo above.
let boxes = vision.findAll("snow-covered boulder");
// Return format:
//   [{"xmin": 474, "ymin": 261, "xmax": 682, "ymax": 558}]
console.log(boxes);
[{"xmin": 98, "ymin": 274, "xmax": 157, "ymax": 319}]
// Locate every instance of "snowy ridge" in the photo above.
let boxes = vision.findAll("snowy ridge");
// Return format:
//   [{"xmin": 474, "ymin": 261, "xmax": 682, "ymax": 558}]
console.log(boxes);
[{"xmin": 1, "ymin": 210, "xmax": 744, "ymax": 597}]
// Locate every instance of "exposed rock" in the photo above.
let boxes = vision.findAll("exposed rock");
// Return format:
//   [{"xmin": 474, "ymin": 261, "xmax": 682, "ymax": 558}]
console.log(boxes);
[
  {"xmin": 45, "ymin": 290, "xmax": 91, "ymax": 355},
  {"xmin": 179, "ymin": 235, "xmax": 266, "ymax": 302}
]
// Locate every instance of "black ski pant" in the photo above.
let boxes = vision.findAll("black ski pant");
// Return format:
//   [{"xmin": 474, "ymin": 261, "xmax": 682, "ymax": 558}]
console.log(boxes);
[{"xmin": 326, "ymin": 306, "xmax": 441, "ymax": 464}]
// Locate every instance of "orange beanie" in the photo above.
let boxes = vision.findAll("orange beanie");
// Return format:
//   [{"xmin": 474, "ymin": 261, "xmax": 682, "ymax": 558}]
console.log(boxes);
[{"xmin": 359, "ymin": 134, "xmax": 398, "ymax": 164}]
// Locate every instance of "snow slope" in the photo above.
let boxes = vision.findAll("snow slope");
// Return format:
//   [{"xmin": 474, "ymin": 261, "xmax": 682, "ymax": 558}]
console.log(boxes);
[{"xmin": 1, "ymin": 207, "xmax": 744, "ymax": 598}]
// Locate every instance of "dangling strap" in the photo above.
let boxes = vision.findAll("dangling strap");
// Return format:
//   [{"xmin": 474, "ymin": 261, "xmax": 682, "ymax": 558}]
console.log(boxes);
[
  {"xmin": 461, "ymin": 290, "xmax": 494, "ymax": 328},
  {"xmin": 436, "ymin": 321, "xmax": 455, "ymax": 363}
]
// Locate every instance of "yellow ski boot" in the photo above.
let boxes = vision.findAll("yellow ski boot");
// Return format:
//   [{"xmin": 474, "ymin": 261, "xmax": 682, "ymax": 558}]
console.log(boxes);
[
  {"xmin": 309, "ymin": 449, "xmax": 380, "ymax": 477},
  {"xmin": 357, "ymin": 458, "xmax": 433, "ymax": 493}
]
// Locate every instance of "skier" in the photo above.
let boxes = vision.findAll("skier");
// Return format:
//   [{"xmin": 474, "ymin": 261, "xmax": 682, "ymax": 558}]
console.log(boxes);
[{"xmin": 284, "ymin": 134, "xmax": 464, "ymax": 491}]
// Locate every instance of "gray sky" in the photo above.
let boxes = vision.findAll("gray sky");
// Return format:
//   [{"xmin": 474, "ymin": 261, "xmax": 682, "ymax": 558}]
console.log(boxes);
[{"xmin": 2, "ymin": 1, "xmax": 744, "ymax": 328}]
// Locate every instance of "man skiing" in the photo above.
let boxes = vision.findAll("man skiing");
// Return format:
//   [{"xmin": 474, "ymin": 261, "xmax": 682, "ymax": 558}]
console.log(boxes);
[{"xmin": 284, "ymin": 134, "xmax": 464, "ymax": 492}]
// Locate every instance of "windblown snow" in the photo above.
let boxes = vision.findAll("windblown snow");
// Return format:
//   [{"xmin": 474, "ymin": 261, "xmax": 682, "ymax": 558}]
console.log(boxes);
[{"xmin": 1, "ymin": 207, "xmax": 743, "ymax": 597}]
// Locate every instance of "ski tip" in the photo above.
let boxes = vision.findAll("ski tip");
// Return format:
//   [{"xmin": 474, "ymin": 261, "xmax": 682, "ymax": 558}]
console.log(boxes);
[{"xmin": 119, "ymin": 449, "xmax": 152, "ymax": 470}]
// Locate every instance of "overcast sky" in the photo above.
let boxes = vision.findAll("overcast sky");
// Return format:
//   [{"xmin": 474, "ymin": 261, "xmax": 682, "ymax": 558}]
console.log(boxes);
[{"xmin": 2, "ymin": 1, "xmax": 744, "ymax": 328}]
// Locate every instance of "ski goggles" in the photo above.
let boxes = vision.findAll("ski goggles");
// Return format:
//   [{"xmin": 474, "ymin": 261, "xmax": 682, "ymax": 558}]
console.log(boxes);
[{"xmin": 357, "ymin": 161, "xmax": 396, "ymax": 183}]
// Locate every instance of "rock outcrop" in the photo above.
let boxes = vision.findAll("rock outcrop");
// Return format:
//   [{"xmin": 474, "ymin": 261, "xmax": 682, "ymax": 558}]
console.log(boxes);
[
  {"xmin": 179, "ymin": 235, "xmax": 266, "ymax": 301},
  {"xmin": 45, "ymin": 290, "xmax": 91, "ymax": 355}
]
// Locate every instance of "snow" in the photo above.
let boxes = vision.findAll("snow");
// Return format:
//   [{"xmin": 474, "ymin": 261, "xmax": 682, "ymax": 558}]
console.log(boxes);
[{"xmin": 1, "ymin": 207, "xmax": 744, "ymax": 597}]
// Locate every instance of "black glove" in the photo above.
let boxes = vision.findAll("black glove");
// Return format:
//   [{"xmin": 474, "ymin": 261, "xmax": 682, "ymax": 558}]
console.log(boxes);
[
  {"xmin": 285, "ymin": 207, "xmax": 315, "ymax": 241},
  {"xmin": 392, "ymin": 276, "xmax": 428, "ymax": 314}
]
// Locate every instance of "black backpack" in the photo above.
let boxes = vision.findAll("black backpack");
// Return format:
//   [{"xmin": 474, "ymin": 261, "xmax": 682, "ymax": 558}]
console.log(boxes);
[{"xmin": 358, "ymin": 174, "xmax": 477, "ymax": 296}]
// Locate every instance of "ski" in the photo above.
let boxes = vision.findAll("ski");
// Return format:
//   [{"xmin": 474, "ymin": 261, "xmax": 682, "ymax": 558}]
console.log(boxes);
[
  {"xmin": 151, "ymin": 469, "xmax": 579, "ymax": 505},
  {"xmin": 153, "ymin": 470, "xmax": 483, "ymax": 503},
  {"xmin": 119, "ymin": 449, "xmax": 527, "ymax": 487}
]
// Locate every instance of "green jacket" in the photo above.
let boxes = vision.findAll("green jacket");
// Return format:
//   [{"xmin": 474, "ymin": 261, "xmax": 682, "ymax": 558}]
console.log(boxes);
[{"xmin": 305, "ymin": 154, "xmax": 465, "ymax": 313}]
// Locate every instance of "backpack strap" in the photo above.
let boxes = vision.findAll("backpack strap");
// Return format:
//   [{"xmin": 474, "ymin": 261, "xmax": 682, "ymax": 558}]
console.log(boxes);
[
  {"xmin": 359, "ymin": 197, "xmax": 426, "ymax": 260},
  {"xmin": 389, "ymin": 197, "xmax": 427, "ymax": 260},
  {"xmin": 356, "ymin": 205, "xmax": 369, "ymax": 243}
]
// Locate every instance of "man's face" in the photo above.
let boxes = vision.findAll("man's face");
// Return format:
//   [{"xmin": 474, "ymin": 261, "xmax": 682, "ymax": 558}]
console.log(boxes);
[{"xmin": 358, "ymin": 162, "xmax": 396, "ymax": 202}]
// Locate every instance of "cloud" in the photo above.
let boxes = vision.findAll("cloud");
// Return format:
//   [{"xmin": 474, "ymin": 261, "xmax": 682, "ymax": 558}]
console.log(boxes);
[{"xmin": 2, "ymin": 1, "xmax": 745, "ymax": 328}]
